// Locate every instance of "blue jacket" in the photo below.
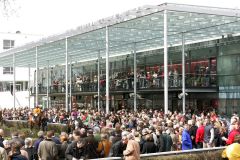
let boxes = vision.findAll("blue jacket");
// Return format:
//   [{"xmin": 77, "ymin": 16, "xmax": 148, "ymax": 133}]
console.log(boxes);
[{"xmin": 182, "ymin": 129, "xmax": 192, "ymax": 150}]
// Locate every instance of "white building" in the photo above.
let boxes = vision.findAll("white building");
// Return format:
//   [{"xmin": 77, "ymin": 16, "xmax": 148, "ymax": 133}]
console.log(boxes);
[{"xmin": 0, "ymin": 31, "xmax": 42, "ymax": 108}]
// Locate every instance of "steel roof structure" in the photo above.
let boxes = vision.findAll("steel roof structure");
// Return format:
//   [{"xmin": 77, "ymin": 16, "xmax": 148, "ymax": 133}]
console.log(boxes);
[{"xmin": 1, "ymin": 3, "xmax": 240, "ymax": 67}]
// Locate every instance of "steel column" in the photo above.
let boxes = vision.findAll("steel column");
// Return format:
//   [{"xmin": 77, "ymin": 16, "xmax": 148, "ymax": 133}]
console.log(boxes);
[
  {"xmin": 133, "ymin": 43, "xmax": 137, "ymax": 112},
  {"xmin": 65, "ymin": 38, "xmax": 69, "ymax": 113},
  {"xmin": 28, "ymin": 64, "xmax": 31, "ymax": 108},
  {"xmin": 13, "ymin": 53, "xmax": 16, "ymax": 109},
  {"xmin": 98, "ymin": 50, "xmax": 100, "ymax": 112},
  {"xmin": 47, "ymin": 60, "xmax": 49, "ymax": 109},
  {"xmin": 35, "ymin": 47, "xmax": 38, "ymax": 107},
  {"xmin": 105, "ymin": 26, "xmax": 109, "ymax": 114},
  {"xmin": 164, "ymin": 10, "xmax": 168, "ymax": 114},
  {"xmin": 69, "ymin": 57, "xmax": 72, "ymax": 112},
  {"xmin": 182, "ymin": 33, "xmax": 186, "ymax": 114}
]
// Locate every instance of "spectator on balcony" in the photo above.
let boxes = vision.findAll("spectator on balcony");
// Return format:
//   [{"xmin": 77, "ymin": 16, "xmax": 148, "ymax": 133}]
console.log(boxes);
[{"xmin": 173, "ymin": 68, "xmax": 179, "ymax": 87}]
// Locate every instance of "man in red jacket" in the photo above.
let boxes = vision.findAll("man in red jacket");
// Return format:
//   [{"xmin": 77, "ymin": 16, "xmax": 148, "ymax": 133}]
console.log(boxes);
[
  {"xmin": 195, "ymin": 120, "xmax": 204, "ymax": 149},
  {"xmin": 222, "ymin": 121, "xmax": 240, "ymax": 145}
]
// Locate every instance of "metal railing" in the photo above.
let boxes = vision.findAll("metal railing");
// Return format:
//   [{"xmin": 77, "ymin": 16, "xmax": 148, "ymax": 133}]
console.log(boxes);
[{"xmin": 91, "ymin": 146, "xmax": 225, "ymax": 160}]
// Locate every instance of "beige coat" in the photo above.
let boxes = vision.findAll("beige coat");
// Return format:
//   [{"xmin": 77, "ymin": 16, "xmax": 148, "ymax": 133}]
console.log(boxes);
[
  {"xmin": 123, "ymin": 140, "xmax": 140, "ymax": 160},
  {"xmin": 0, "ymin": 147, "xmax": 7, "ymax": 160}
]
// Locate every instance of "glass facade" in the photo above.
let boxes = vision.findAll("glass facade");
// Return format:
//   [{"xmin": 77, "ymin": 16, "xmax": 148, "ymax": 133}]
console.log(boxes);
[{"xmin": 32, "ymin": 36, "xmax": 238, "ymax": 113}]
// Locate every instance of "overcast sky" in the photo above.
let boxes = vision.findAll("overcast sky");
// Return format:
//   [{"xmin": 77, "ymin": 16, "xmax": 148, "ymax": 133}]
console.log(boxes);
[{"xmin": 1, "ymin": 0, "xmax": 240, "ymax": 36}]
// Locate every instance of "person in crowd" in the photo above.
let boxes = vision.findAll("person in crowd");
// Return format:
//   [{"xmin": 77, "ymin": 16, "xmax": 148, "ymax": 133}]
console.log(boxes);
[
  {"xmin": 3, "ymin": 140, "xmax": 11, "ymax": 154},
  {"xmin": 9, "ymin": 132, "xmax": 25, "ymax": 147},
  {"xmin": 182, "ymin": 124, "xmax": 192, "ymax": 150},
  {"xmin": 97, "ymin": 133, "xmax": 112, "ymax": 158},
  {"xmin": 222, "ymin": 120, "xmax": 240, "ymax": 145},
  {"xmin": 203, "ymin": 118, "xmax": 214, "ymax": 148},
  {"xmin": 84, "ymin": 129, "xmax": 99, "ymax": 159},
  {"xmin": 0, "ymin": 146, "xmax": 7, "ymax": 160},
  {"xmin": 38, "ymin": 131, "xmax": 58, "ymax": 160},
  {"xmin": 8, "ymin": 142, "xmax": 28, "ymax": 160},
  {"xmin": 195, "ymin": 120, "xmax": 204, "ymax": 149},
  {"xmin": 8, "ymin": 141, "xmax": 29, "ymax": 159},
  {"xmin": 58, "ymin": 134, "xmax": 69, "ymax": 160},
  {"xmin": 162, "ymin": 128, "xmax": 173, "ymax": 152},
  {"xmin": 51, "ymin": 130, "xmax": 61, "ymax": 145},
  {"xmin": 222, "ymin": 134, "xmax": 240, "ymax": 160},
  {"xmin": 141, "ymin": 133, "xmax": 157, "ymax": 154},
  {"xmin": 123, "ymin": 133, "xmax": 140, "ymax": 160},
  {"xmin": 110, "ymin": 134, "xmax": 127, "ymax": 157},
  {"xmin": 189, "ymin": 120, "xmax": 198, "ymax": 149},
  {"xmin": 23, "ymin": 138, "xmax": 37, "ymax": 160},
  {"xmin": 0, "ymin": 129, "xmax": 5, "ymax": 148},
  {"xmin": 155, "ymin": 126, "xmax": 164, "ymax": 152},
  {"xmin": 33, "ymin": 131, "xmax": 44, "ymax": 152},
  {"xmin": 65, "ymin": 138, "xmax": 86, "ymax": 160}
]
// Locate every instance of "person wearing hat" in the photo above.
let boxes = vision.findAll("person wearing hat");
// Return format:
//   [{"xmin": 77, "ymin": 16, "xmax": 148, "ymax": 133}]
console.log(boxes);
[{"xmin": 222, "ymin": 121, "xmax": 240, "ymax": 145}]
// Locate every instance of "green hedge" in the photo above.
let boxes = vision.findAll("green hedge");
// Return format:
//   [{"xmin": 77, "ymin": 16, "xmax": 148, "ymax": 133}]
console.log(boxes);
[
  {"xmin": 142, "ymin": 150, "xmax": 224, "ymax": 160},
  {"xmin": 2, "ymin": 120, "xmax": 68, "ymax": 137}
]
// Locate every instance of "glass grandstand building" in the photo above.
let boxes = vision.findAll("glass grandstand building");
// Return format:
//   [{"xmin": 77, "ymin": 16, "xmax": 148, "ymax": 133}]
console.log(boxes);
[{"xmin": 0, "ymin": 3, "xmax": 240, "ymax": 115}]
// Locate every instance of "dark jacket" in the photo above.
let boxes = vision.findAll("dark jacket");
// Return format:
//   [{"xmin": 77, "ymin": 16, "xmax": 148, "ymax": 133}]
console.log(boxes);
[
  {"xmin": 84, "ymin": 136, "xmax": 98, "ymax": 159},
  {"xmin": 162, "ymin": 133, "xmax": 172, "ymax": 152},
  {"xmin": 65, "ymin": 141, "xmax": 86, "ymax": 160},
  {"xmin": 141, "ymin": 141, "xmax": 156, "ymax": 154},
  {"xmin": 23, "ymin": 146, "xmax": 38, "ymax": 160},
  {"xmin": 189, "ymin": 125, "xmax": 198, "ymax": 148},
  {"xmin": 9, "ymin": 152, "xmax": 28, "ymax": 160},
  {"xmin": 156, "ymin": 134, "xmax": 164, "ymax": 152},
  {"xmin": 58, "ymin": 141, "xmax": 68, "ymax": 160},
  {"xmin": 110, "ymin": 140, "xmax": 127, "ymax": 157},
  {"xmin": 33, "ymin": 137, "xmax": 44, "ymax": 151}
]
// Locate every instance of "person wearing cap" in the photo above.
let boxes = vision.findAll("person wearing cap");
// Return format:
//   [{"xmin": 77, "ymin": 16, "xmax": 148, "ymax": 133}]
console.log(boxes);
[{"xmin": 222, "ymin": 121, "xmax": 240, "ymax": 145}]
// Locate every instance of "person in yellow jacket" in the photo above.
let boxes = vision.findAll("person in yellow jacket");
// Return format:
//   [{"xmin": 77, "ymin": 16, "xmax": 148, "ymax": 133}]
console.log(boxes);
[
  {"xmin": 222, "ymin": 134, "xmax": 240, "ymax": 160},
  {"xmin": 33, "ymin": 106, "xmax": 41, "ymax": 116}
]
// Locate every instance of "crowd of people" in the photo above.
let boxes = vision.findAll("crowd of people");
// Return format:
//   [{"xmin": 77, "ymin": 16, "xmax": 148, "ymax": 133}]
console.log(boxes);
[{"xmin": 0, "ymin": 106, "xmax": 240, "ymax": 159}]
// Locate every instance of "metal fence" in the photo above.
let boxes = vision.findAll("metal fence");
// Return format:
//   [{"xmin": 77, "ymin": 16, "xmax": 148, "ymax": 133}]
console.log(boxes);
[{"xmin": 91, "ymin": 147, "xmax": 226, "ymax": 160}]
